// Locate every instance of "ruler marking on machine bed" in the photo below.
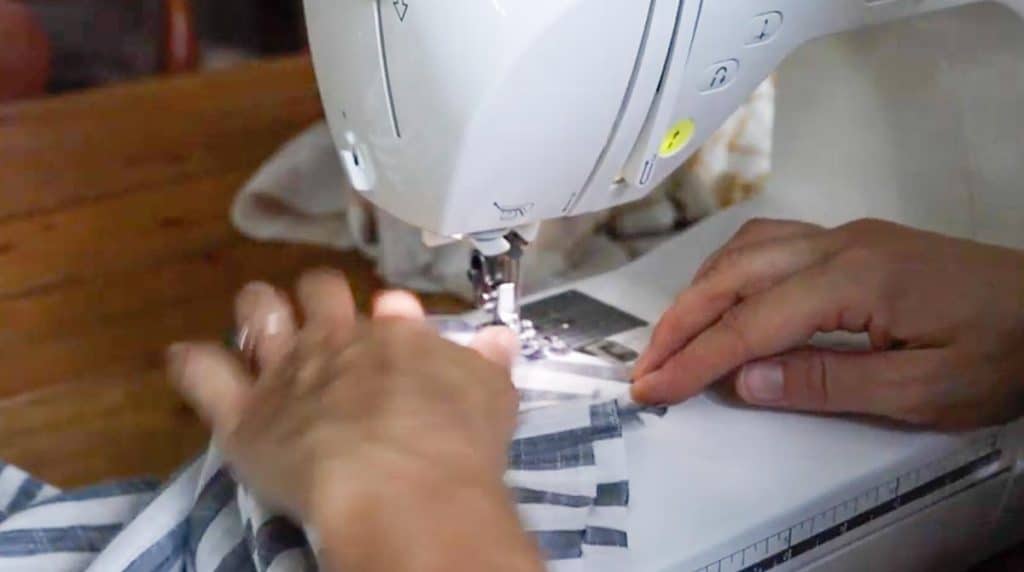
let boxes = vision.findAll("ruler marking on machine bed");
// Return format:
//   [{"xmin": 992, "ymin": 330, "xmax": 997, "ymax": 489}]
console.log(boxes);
[{"xmin": 693, "ymin": 434, "xmax": 1005, "ymax": 572}]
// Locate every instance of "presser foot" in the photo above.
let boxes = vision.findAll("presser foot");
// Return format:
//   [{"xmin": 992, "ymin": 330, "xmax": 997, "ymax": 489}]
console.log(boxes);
[
  {"xmin": 477, "ymin": 282, "xmax": 570, "ymax": 359},
  {"xmin": 489, "ymin": 288, "xmax": 570, "ymax": 358},
  {"xmin": 466, "ymin": 231, "xmax": 571, "ymax": 359}
]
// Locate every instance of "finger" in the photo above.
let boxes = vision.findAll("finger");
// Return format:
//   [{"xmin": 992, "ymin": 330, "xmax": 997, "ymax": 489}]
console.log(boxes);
[
  {"xmin": 372, "ymin": 290, "xmax": 426, "ymax": 321},
  {"xmin": 469, "ymin": 326, "xmax": 520, "ymax": 370},
  {"xmin": 735, "ymin": 348, "xmax": 944, "ymax": 422},
  {"xmin": 167, "ymin": 343, "xmax": 252, "ymax": 436},
  {"xmin": 695, "ymin": 229, "xmax": 838, "ymax": 294},
  {"xmin": 632, "ymin": 285, "xmax": 735, "ymax": 379},
  {"xmin": 633, "ymin": 263, "xmax": 853, "ymax": 404},
  {"xmin": 726, "ymin": 218, "xmax": 823, "ymax": 249},
  {"xmin": 693, "ymin": 219, "xmax": 823, "ymax": 283},
  {"xmin": 297, "ymin": 268, "xmax": 357, "ymax": 336},
  {"xmin": 235, "ymin": 282, "xmax": 298, "ymax": 373},
  {"xmin": 633, "ymin": 232, "xmax": 840, "ymax": 378}
]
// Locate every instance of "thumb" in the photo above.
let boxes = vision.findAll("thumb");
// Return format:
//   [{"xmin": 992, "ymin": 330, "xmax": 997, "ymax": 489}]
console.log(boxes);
[
  {"xmin": 735, "ymin": 348, "xmax": 941, "ymax": 420},
  {"xmin": 469, "ymin": 326, "xmax": 520, "ymax": 370},
  {"xmin": 167, "ymin": 343, "xmax": 253, "ymax": 437}
]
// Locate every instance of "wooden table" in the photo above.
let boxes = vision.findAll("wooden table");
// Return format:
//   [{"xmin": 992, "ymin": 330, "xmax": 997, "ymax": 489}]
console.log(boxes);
[{"xmin": 0, "ymin": 55, "xmax": 463, "ymax": 488}]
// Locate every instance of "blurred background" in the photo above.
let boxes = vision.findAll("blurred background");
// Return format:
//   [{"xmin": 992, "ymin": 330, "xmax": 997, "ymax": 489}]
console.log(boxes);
[{"xmin": 1, "ymin": 0, "xmax": 307, "ymax": 102}]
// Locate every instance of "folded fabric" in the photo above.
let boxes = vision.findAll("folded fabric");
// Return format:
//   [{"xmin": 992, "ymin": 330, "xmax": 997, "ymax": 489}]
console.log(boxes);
[{"xmin": 0, "ymin": 394, "xmax": 663, "ymax": 572}]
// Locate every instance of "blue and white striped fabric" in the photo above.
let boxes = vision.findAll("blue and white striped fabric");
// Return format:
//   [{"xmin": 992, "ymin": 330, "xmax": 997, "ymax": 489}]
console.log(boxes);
[{"xmin": 0, "ymin": 398, "xmax": 660, "ymax": 572}]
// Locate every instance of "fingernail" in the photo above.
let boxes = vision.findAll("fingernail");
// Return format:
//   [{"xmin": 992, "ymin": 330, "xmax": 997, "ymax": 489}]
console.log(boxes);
[
  {"xmin": 264, "ymin": 311, "xmax": 286, "ymax": 336},
  {"xmin": 739, "ymin": 361, "xmax": 785, "ymax": 404},
  {"xmin": 373, "ymin": 290, "xmax": 424, "ymax": 319},
  {"xmin": 630, "ymin": 375, "xmax": 661, "ymax": 405},
  {"xmin": 238, "ymin": 281, "xmax": 276, "ymax": 301},
  {"xmin": 236, "ymin": 282, "xmax": 278, "ymax": 322}
]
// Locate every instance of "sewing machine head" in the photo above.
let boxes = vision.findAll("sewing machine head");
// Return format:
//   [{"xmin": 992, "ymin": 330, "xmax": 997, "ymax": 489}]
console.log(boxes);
[{"xmin": 302, "ymin": 0, "xmax": 1024, "ymax": 324}]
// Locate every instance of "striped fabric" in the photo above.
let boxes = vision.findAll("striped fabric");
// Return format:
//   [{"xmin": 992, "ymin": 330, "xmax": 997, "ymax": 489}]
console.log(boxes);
[{"xmin": 0, "ymin": 398, "xmax": 661, "ymax": 572}]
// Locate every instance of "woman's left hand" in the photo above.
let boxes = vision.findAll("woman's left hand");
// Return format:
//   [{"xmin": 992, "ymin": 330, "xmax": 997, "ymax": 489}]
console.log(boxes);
[{"xmin": 633, "ymin": 218, "xmax": 1024, "ymax": 429}]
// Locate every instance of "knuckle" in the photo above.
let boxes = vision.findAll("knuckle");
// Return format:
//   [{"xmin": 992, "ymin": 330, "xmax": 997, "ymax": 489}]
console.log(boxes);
[
  {"xmin": 798, "ymin": 352, "xmax": 832, "ymax": 408},
  {"xmin": 375, "ymin": 322, "xmax": 418, "ymax": 352},
  {"xmin": 376, "ymin": 324, "xmax": 450, "ymax": 372},
  {"xmin": 866, "ymin": 321, "xmax": 894, "ymax": 350},
  {"xmin": 826, "ymin": 247, "xmax": 893, "ymax": 305},
  {"xmin": 887, "ymin": 379, "xmax": 942, "ymax": 425},
  {"xmin": 321, "ymin": 327, "xmax": 349, "ymax": 350},
  {"xmin": 840, "ymin": 218, "xmax": 887, "ymax": 236},
  {"xmin": 861, "ymin": 217, "xmax": 892, "ymax": 230},
  {"xmin": 718, "ymin": 246, "xmax": 749, "ymax": 269},
  {"xmin": 347, "ymin": 331, "xmax": 405, "ymax": 376},
  {"xmin": 717, "ymin": 308, "xmax": 754, "ymax": 357},
  {"xmin": 832, "ymin": 244, "xmax": 881, "ymax": 271},
  {"xmin": 737, "ymin": 218, "xmax": 772, "ymax": 238},
  {"xmin": 698, "ymin": 256, "xmax": 727, "ymax": 283},
  {"xmin": 704, "ymin": 247, "xmax": 751, "ymax": 283}
]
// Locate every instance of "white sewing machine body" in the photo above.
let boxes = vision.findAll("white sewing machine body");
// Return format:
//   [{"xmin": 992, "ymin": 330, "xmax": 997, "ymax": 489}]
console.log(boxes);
[
  {"xmin": 304, "ymin": 0, "xmax": 1024, "ymax": 243},
  {"xmin": 303, "ymin": 1, "xmax": 1024, "ymax": 570}
]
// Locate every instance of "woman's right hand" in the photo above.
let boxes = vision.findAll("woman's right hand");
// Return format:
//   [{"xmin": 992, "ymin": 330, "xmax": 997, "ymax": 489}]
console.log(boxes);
[{"xmin": 167, "ymin": 270, "xmax": 543, "ymax": 572}]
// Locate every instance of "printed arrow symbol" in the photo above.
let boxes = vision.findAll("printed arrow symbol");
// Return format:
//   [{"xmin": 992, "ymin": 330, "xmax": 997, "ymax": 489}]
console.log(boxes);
[{"xmin": 393, "ymin": 0, "xmax": 409, "ymax": 22}]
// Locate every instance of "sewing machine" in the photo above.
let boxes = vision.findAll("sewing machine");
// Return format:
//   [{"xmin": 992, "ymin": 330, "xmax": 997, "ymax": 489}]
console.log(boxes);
[{"xmin": 303, "ymin": 1, "xmax": 1024, "ymax": 570}]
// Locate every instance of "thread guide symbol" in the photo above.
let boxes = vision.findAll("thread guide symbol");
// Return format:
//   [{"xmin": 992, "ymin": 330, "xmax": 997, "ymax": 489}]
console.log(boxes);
[{"xmin": 393, "ymin": 0, "xmax": 409, "ymax": 21}]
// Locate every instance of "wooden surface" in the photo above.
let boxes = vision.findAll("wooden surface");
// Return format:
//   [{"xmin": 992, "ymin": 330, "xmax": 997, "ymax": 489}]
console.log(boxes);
[{"xmin": 0, "ymin": 56, "xmax": 464, "ymax": 488}]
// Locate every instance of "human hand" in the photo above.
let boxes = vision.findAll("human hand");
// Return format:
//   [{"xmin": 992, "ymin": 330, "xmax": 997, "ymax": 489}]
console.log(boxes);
[
  {"xmin": 632, "ymin": 218, "xmax": 1024, "ymax": 429},
  {"xmin": 167, "ymin": 270, "xmax": 542, "ymax": 572}
]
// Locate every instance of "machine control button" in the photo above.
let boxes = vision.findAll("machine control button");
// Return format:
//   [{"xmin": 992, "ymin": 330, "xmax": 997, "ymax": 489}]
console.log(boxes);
[
  {"xmin": 638, "ymin": 157, "xmax": 656, "ymax": 186},
  {"xmin": 339, "ymin": 131, "xmax": 375, "ymax": 192},
  {"xmin": 745, "ymin": 12, "xmax": 783, "ymax": 46},
  {"xmin": 658, "ymin": 119, "xmax": 696, "ymax": 158},
  {"xmin": 700, "ymin": 60, "xmax": 739, "ymax": 93}
]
